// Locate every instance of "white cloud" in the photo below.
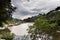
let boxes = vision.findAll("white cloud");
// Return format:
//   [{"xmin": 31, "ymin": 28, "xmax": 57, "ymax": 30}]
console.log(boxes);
[{"xmin": 11, "ymin": 0, "xmax": 60, "ymax": 19}]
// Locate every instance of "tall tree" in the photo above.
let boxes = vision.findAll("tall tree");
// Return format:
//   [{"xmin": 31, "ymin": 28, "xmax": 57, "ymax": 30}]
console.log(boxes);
[
  {"xmin": 0, "ymin": 0, "xmax": 16, "ymax": 40},
  {"xmin": 0, "ymin": 0, "xmax": 16, "ymax": 26}
]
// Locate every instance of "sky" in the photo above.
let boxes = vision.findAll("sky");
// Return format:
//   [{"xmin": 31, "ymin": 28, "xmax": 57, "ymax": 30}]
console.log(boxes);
[{"xmin": 11, "ymin": 0, "xmax": 60, "ymax": 20}]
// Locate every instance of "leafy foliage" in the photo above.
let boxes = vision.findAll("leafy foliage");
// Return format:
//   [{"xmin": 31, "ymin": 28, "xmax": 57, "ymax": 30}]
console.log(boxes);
[
  {"xmin": 0, "ymin": 0, "xmax": 16, "ymax": 40},
  {"xmin": 0, "ymin": 0, "xmax": 16, "ymax": 26},
  {"xmin": 28, "ymin": 6, "xmax": 60, "ymax": 40},
  {"xmin": 0, "ymin": 28, "xmax": 14, "ymax": 40}
]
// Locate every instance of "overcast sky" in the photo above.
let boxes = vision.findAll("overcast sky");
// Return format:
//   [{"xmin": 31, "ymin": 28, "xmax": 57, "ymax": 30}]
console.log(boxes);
[{"xmin": 11, "ymin": 0, "xmax": 60, "ymax": 20}]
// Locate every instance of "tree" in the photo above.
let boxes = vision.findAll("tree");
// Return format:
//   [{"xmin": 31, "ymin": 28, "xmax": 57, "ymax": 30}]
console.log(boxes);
[
  {"xmin": 28, "ymin": 6, "xmax": 60, "ymax": 40},
  {"xmin": 0, "ymin": 0, "xmax": 16, "ymax": 27},
  {"xmin": 28, "ymin": 17, "xmax": 58, "ymax": 40},
  {"xmin": 0, "ymin": 0, "xmax": 16, "ymax": 40}
]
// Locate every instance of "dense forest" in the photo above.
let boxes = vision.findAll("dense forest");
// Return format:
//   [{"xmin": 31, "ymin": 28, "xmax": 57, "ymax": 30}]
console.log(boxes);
[{"xmin": 28, "ymin": 6, "xmax": 60, "ymax": 40}]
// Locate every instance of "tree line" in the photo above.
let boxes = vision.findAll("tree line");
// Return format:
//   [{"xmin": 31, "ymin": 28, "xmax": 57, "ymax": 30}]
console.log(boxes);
[{"xmin": 28, "ymin": 6, "xmax": 60, "ymax": 40}]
